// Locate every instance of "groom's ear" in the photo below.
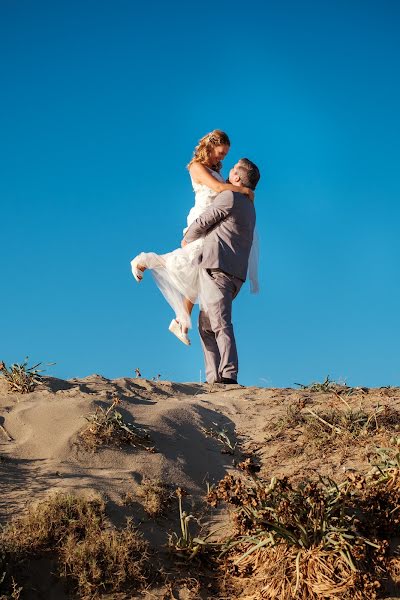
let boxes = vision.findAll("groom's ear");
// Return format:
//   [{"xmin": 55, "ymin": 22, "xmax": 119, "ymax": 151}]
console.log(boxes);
[{"xmin": 232, "ymin": 173, "xmax": 241, "ymax": 184}]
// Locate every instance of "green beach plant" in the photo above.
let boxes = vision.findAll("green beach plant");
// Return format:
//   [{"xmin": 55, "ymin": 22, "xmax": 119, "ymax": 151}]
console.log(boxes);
[
  {"xmin": 200, "ymin": 422, "xmax": 237, "ymax": 454},
  {"xmin": 80, "ymin": 397, "xmax": 155, "ymax": 452},
  {"xmin": 168, "ymin": 488, "xmax": 216, "ymax": 560},
  {"xmin": 294, "ymin": 375, "xmax": 348, "ymax": 393},
  {"xmin": 0, "ymin": 358, "xmax": 51, "ymax": 394}
]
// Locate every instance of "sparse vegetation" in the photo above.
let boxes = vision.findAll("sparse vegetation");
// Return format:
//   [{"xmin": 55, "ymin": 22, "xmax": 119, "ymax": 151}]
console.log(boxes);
[
  {"xmin": 0, "ymin": 493, "xmax": 150, "ymax": 599},
  {"xmin": 0, "ymin": 358, "xmax": 49, "ymax": 394},
  {"xmin": 80, "ymin": 397, "xmax": 155, "ymax": 452},
  {"xmin": 266, "ymin": 402, "xmax": 307, "ymax": 440},
  {"xmin": 137, "ymin": 479, "xmax": 173, "ymax": 517},
  {"xmin": 303, "ymin": 404, "xmax": 400, "ymax": 450},
  {"xmin": 371, "ymin": 438, "xmax": 400, "ymax": 470},
  {"xmin": 295, "ymin": 375, "xmax": 349, "ymax": 393},
  {"xmin": 201, "ymin": 422, "xmax": 237, "ymax": 454},
  {"xmin": 168, "ymin": 488, "xmax": 214, "ymax": 559},
  {"xmin": 267, "ymin": 401, "xmax": 400, "ymax": 455},
  {"xmin": 169, "ymin": 488, "xmax": 200, "ymax": 556}
]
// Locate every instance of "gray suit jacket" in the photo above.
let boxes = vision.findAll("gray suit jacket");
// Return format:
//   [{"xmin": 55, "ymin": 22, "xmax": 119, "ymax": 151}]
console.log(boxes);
[{"xmin": 184, "ymin": 190, "xmax": 256, "ymax": 282}]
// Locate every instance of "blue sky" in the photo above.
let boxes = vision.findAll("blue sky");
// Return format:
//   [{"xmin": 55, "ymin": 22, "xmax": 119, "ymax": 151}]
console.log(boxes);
[{"xmin": 1, "ymin": 0, "xmax": 399, "ymax": 387}]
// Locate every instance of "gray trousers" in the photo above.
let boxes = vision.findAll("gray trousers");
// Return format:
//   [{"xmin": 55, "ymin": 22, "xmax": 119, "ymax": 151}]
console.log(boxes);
[{"xmin": 198, "ymin": 270, "xmax": 243, "ymax": 383}]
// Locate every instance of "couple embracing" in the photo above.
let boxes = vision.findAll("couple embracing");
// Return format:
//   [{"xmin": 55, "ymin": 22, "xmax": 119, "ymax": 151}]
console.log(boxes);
[{"xmin": 131, "ymin": 130, "xmax": 260, "ymax": 385}]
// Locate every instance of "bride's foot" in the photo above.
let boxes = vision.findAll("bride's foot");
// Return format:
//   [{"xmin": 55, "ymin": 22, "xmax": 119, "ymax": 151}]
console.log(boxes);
[
  {"xmin": 169, "ymin": 319, "xmax": 191, "ymax": 346},
  {"xmin": 131, "ymin": 257, "xmax": 145, "ymax": 282}
]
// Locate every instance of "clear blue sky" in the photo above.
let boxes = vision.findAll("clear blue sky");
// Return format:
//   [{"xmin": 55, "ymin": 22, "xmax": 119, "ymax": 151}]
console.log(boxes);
[{"xmin": 1, "ymin": 1, "xmax": 399, "ymax": 387}]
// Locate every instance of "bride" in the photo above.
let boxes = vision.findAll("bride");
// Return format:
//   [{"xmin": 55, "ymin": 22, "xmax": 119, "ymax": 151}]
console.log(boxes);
[{"xmin": 130, "ymin": 130, "xmax": 256, "ymax": 345}]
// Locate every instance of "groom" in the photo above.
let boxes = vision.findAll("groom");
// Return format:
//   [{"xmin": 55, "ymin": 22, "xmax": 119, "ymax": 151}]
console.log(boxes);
[{"xmin": 182, "ymin": 158, "xmax": 260, "ymax": 384}]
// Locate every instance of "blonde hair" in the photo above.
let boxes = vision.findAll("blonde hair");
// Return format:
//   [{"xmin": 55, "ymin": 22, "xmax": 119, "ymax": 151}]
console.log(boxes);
[{"xmin": 187, "ymin": 129, "xmax": 230, "ymax": 173}]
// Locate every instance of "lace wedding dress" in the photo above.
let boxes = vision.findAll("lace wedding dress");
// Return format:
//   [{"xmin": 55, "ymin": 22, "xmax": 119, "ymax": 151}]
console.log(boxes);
[{"xmin": 131, "ymin": 169, "xmax": 259, "ymax": 330}]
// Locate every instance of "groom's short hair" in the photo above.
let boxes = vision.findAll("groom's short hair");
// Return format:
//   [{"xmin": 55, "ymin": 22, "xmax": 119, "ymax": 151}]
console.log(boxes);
[{"xmin": 237, "ymin": 158, "xmax": 260, "ymax": 190}]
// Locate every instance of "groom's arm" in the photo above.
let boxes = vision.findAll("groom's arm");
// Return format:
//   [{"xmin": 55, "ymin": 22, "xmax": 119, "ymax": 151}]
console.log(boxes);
[{"xmin": 183, "ymin": 190, "xmax": 234, "ymax": 244}]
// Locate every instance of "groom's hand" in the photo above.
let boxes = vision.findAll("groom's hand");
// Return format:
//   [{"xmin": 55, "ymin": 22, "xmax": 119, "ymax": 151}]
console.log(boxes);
[{"xmin": 181, "ymin": 238, "xmax": 188, "ymax": 248}]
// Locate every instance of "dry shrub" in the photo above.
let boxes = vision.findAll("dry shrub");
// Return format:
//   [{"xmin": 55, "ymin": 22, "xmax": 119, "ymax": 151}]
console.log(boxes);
[
  {"xmin": 137, "ymin": 479, "xmax": 173, "ymax": 517},
  {"xmin": 388, "ymin": 555, "xmax": 400, "ymax": 585},
  {"xmin": 80, "ymin": 398, "xmax": 155, "ymax": 452},
  {"xmin": 207, "ymin": 459, "xmax": 400, "ymax": 600},
  {"xmin": 351, "ymin": 447, "xmax": 400, "ymax": 538},
  {"xmin": 1, "ymin": 494, "xmax": 106, "ymax": 555},
  {"xmin": 0, "ymin": 493, "xmax": 150, "ymax": 599},
  {"xmin": 61, "ymin": 519, "xmax": 148, "ymax": 598}
]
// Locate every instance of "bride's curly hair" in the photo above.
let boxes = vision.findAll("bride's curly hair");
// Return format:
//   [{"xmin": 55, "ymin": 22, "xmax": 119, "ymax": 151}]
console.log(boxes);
[{"xmin": 187, "ymin": 130, "xmax": 230, "ymax": 173}]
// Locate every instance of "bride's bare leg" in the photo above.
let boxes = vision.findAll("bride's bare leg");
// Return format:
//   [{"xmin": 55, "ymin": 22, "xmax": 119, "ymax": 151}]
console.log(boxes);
[
  {"xmin": 181, "ymin": 298, "xmax": 194, "ymax": 333},
  {"xmin": 132, "ymin": 251, "xmax": 193, "ymax": 346}
]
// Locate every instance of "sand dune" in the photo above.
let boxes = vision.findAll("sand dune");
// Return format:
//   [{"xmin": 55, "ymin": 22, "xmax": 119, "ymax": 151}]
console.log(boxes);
[{"xmin": 1, "ymin": 375, "xmax": 399, "ymax": 598}]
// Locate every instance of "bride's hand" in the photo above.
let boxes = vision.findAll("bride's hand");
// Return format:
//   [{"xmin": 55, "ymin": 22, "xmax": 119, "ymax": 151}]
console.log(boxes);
[{"xmin": 242, "ymin": 187, "xmax": 255, "ymax": 202}]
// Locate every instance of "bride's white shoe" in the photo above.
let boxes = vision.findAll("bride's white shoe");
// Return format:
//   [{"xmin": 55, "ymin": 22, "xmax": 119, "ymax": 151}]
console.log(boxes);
[
  {"xmin": 131, "ymin": 258, "xmax": 143, "ymax": 282},
  {"xmin": 169, "ymin": 319, "xmax": 191, "ymax": 346}
]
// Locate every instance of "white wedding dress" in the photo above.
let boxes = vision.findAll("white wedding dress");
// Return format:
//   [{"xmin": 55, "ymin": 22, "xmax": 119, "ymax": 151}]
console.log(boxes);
[{"xmin": 131, "ymin": 169, "xmax": 259, "ymax": 329}]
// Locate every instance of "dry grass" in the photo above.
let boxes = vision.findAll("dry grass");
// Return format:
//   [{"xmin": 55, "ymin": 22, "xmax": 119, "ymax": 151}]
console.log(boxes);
[
  {"xmin": 137, "ymin": 479, "xmax": 173, "ymax": 518},
  {"xmin": 302, "ymin": 404, "xmax": 400, "ymax": 451},
  {"xmin": 265, "ymin": 402, "xmax": 307, "ymax": 440},
  {"xmin": 0, "ymin": 493, "xmax": 150, "ymax": 599},
  {"xmin": 226, "ymin": 543, "xmax": 381, "ymax": 600},
  {"xmin": 266, "ymin": 401, "xmax": 400, "ymax": 456},
  {"xmin": 79, "ymin": 397, "xmax": 155, "ymax": 452},
  {"xmin": 1, "ymin": 494, "xmax": 107, "ymax": 555},
  {"xmin": 0, "ymin": 358, "xmax": 45, "ymax": 394},
  {"xmin": 60, "ymin": 519, "xmax": 148, "ymax": 598}
]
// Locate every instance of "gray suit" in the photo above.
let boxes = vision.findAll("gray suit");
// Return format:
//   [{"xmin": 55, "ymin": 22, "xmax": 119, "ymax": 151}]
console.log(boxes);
[{"xmin": 185, "ymin": 190, "xmax": 256, "ymax": 383}]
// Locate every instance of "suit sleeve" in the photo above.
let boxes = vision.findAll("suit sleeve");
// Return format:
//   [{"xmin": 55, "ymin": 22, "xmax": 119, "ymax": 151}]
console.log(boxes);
[{"xmin": 184, "ymin": 190, "xmax": 234, "ymax": 243}]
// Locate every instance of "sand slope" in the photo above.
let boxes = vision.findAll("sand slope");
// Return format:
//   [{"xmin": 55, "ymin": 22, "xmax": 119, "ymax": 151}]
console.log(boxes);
[{"xmin": 1, "ymin": 376, "xmax": 400, "ymax": 521}]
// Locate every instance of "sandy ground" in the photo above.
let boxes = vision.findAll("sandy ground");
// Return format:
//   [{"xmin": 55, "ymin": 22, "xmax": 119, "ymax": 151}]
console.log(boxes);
[{"xmin": 1, "ymin": 375, "xmax": 399, "ymax": 598}]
